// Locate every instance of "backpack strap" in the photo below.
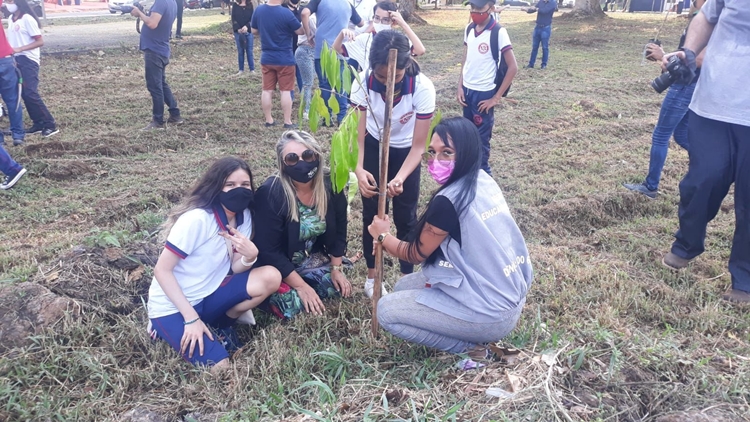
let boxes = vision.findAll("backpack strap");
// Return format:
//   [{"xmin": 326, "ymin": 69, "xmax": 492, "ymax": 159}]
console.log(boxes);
[
  {"xmin": 465, "ymin": 23, "xmax": 476, "ymax": 40},
  {"xmin": 490, "ymin": 24, "xmax": 500, "ymax": 66}
]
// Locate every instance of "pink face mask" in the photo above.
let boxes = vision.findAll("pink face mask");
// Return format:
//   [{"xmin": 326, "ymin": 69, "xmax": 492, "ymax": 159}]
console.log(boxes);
[{"xmin": 428, "ymin": 160, "xmax": 455, "ymax": 185}]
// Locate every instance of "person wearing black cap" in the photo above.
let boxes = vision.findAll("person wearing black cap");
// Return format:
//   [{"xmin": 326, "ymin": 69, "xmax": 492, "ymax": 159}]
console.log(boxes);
[
  {"xmin": 456, "ymin": 0, "xmax": 517, "ymax": 176},
  {"xmin": 523, "ymin": 0, "xmax": 557, "ymax": 69}
]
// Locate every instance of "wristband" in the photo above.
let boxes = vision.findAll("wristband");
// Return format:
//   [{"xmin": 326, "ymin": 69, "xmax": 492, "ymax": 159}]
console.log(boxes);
[
  {"xmin": 183, "ymin": 317, "xmax": 200, "ymax": 325},
  {"xmin": 240, "ymin": 255, "xmax": 257, "ymax": 267},
  {"xmin": 331, "ymin": 264, "xmax": 343, "ymax": 272}
]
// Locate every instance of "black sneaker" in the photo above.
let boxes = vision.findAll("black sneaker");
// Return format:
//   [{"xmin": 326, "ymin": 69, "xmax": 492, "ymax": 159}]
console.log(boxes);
[
  {"xmin": 167, "ymin": 116, "xmax": 184, "ymax": 125},
  {"xmin": 26, "ymin": 124, "xmax": 43, "ymax": 134},
  {"xmin": 283, "ymin": 123, "xmax": 297, "ymax": 129},
  {"xmin": 42, "ymin": 127, "xmax": 59, "ymax": 138},
  {"xmin": 623, "ymin": 182, "xmax": 657, "ymax": 199},
  {"xmin": 12, "ymin": 138, "xmax": 24, "ymax": 146},
  {"xmin": 214, "ymin": 326, "xmax": 243, "ymax": 354},
  {"xmin": 142, "ymin": 121, "xmax": 166, "ymax": 131},
  {"xmin": 1, "ymin": 168, "xmax": 27, "ymax": 190}
]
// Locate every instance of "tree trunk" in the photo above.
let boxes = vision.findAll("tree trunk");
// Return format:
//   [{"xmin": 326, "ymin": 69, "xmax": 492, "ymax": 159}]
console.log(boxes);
[
  {"xmin": 400, "ymin": 0, "xmax": 428, "ymax": 24},
  {"xmin": 573, "ymin": 0, "xmax": 607, "ymax": 17}
]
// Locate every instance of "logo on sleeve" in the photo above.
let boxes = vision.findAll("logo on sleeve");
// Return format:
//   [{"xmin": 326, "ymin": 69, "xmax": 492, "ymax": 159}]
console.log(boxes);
[
  {"xmin": 399, "ymin": 111, "xmax": 414, "ymax": 125},
  {"xmin": 478, "ymin": 43, "xmax": 489, "ymax": 54}
]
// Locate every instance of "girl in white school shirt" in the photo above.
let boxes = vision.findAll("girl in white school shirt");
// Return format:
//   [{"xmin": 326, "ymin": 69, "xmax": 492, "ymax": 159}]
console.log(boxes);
[{"xmin": 350, "ymin": 30, "xmax": 436, "ymax": 297}]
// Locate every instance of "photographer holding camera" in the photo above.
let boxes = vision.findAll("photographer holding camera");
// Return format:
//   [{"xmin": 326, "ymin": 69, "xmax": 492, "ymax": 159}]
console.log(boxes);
[
  {"xmin": 623, "ymin": 0, "xmax": 705, "ymax": 199},
  {"xmin": 129, "ymin": 0, "xmax": 182, "ymax": 130},
  {"xmin": 659, "ymin": 0, "xmax": 750, "ymax": 304}
]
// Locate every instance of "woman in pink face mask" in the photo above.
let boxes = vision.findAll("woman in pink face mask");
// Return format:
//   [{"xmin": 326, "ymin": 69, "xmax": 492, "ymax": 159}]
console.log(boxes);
[{"xmin": 368, "ymin": 116, "xmax": 533, "ymax": 358}]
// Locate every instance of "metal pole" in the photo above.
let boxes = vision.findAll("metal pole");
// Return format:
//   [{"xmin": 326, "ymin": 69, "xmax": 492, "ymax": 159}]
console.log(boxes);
[{"xmin": 371, "ymin": 48, "xmax": 398, "ymax": 337}]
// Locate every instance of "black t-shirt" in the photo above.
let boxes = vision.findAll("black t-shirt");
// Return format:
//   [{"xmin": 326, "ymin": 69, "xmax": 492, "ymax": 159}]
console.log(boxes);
[
  {"xmin": 231, "ymin": 3, "xmax": 254, "ymax": 33},
  {"xmin": 424, "ymin": 196, "xmax": 461, "ymax": 245}
]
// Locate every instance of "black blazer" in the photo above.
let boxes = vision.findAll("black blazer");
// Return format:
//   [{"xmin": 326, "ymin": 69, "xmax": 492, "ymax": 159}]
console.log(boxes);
[{"xmin": 254, "ymin": 175, "xmax": 348, "ymax": 279}]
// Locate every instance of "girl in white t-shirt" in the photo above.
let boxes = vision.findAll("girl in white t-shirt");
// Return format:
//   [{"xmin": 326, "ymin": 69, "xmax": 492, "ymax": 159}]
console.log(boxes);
[
  {"xmin": 4, "ymin": 0, "xmax": 58, "ymax": 137},
  {"xmin": 147, "ymin": 157, "xmax": 281, "ymax": 372},
  {"xmin": 350, "ymin": 30, "xmax": 436, "ymax": 298}
]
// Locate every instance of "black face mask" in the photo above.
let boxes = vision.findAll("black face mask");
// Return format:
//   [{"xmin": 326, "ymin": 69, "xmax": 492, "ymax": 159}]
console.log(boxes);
[
  {"xmin": 284, "ymin": 160, "xmax": 319, "ymax": 183},
  {"xmin": 219, "ymin": 187, "xmax": 254, "ymax": 213}
]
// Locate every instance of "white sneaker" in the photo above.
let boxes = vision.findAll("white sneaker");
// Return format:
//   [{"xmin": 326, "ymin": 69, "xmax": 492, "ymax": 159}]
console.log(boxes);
[
  {"xmin": 364, "ymin": 278, "xmax": 388, "ymax": 299},
  {"xmin": 237, "ymin": 309, "xmax": 256, "ymax": 325},
  {"xmin": 303, "ymin": 112, "xmax": 309, "ymax": 121},
  {"xmin": 230, "ymin": 70, "xmax": 244, "ymax": 78}
]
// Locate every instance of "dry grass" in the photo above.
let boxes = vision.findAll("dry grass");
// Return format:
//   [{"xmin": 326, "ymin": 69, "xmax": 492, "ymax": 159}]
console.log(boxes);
[{"xmin": 1, "ymin": 8, "xmax": 749, "ymax": 422}]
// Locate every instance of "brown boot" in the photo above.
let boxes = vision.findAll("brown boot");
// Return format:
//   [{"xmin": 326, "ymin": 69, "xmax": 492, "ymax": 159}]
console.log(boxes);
[
  {"xmin": 662, "ymin": 252, "xmax": 691, "ymax": 270},
  {"xmin": 721, "ymin": 289, "xmax": 750, "ymax": 304}
]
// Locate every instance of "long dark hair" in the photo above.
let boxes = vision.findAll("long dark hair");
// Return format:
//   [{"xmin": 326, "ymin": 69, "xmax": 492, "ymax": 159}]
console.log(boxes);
[
  {"xmin": 369, "ymin": 30, "xmax": 420, "ymax": 76},
  {"xmin": 160, "ymin": 157, "xmax": 255, "ymax": 241},
  {"xmin": 13, "ymin": 0, "xmax": 41, "ymax": 29},
  {"xmin": 402, "ymin": 117, "xmax": 482, "ymax": 264}
]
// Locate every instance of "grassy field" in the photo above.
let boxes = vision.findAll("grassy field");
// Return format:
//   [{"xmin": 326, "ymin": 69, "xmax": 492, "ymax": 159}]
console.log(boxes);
[{"xmin": 1, "ymin": 8, "xmax": 749, "ymax": 422}]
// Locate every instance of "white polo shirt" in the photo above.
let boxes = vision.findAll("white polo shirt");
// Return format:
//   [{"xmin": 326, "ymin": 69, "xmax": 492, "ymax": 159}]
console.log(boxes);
[
  {"xmin": 147, "ymin": 207, "xmax": 253, "ymax": 319},
  {"xmin": 6, "ymin": 15, "xmax": 42, "ymax": 65},
  {"xmin": 462, "ymin": 19, "xmax": 512, "ymax": 92},
  {"xmin": 350, "ymin": 70, "xmax": 436, "ymax": 148}
]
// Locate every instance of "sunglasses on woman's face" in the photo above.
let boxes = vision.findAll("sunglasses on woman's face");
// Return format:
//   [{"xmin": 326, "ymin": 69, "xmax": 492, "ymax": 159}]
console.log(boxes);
[{"xmin": 284, "ymin": 149, "xmax": 318, "ymax": 166}]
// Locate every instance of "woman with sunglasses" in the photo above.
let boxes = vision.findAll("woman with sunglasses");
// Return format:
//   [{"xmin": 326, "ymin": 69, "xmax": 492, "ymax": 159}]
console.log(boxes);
[
  {"xmin": 351, "ymin": 30, "xmax": 436, "ymax": 298},
  {"xmin": 254, "ymin": 131, "xmax": 352, "ymax": 319},
  {"xmin": 146, "ymin": 157, "xmax": 281, "ymax": 372},
  {"xmin": 367, "ymin": 117, "xmax": 533, "ymax": 357},
  {"xmin": 4, "ymin": 0, "xmax": 59, "ymax": 138}
]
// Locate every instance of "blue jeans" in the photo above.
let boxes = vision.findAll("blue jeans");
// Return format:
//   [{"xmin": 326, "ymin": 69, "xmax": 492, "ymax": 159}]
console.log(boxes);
[
  {"xmin": 144, "ymin": 50, "xmax": 179, "ymax": 124},
  {"xmin": 234, "ymin": 32, "xmax": 255, "ymax": 72},
  {"xmin": 528, "ymin": 25, "xmax": 551, "ymax": 68},
  {"xmin": 462, "ymin": 87, "xmax": 496, "ymax": 175},
  {"xmin": 671, "ymin": 112, "xmax": 750, "ymax": 293},
  {"xmin": 0, "ymin": 57, "xmax": 24, "ymax": 142},
  {"xmin": 16, "ymin": 55, "xmax": 56, "ymax": 130},
  {"xmin": 314, "ymin": 58, "xmax": 348, "ymax": 123},
  {"xmin": 295, "ymin": 45, "xmax": 315, "ymax": 114},
  {"xmin": 644, "ymin": 82, "xmax": 694, "ymax": 191}
]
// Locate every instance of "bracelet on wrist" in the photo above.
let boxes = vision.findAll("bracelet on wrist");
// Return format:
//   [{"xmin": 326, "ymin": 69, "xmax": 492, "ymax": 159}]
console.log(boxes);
[
  {"xmin": 183, "ymin": 317, "xmax": 200, "ymax": 326},
  {"xmin": 331, "ymin": 264, "xmax": 343, "ymax": 272},
  {"xmin": 240, "ymin": 255, "xmax": 257, "ymax": 267}
]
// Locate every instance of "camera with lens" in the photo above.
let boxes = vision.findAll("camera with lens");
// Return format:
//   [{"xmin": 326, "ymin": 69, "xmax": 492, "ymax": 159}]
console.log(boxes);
[
  {"xmin": 120, "ymin": 1, "xmax": 144, "ymax": 14},
  {"xmin": 651, "ymin": 55, "xmax": 694, "ymax": 94}
]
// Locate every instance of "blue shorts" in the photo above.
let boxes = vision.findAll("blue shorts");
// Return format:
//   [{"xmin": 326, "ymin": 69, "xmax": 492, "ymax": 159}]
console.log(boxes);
[{"xmin": 150, "ymin": 271, "xmax": 251, "ymax": 366}]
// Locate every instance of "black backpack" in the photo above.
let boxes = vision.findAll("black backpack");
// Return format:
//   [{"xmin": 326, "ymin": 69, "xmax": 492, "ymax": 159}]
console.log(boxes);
[{"xmin": 465, "ymin": 21, "xmax": 511, "ymax": 97}]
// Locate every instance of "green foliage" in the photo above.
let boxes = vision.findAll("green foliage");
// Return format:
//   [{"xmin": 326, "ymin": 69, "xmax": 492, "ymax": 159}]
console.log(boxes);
[
  {"xmin": 329, "ymin": 110, "xmax": 360, "ymax": 193},
  {"xmin": 426, "ymin": 108, "xmax": 443, "ymax": 148}
]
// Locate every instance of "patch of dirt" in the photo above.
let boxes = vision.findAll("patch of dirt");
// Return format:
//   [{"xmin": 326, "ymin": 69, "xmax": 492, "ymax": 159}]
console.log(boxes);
[
  {"xmin": 33, "ymin": 242, "xmax": 159, "ymax": 315},
  {"xmin": 43, "ymin": 160, "xmax": 95, "ymax": 181},
  {"xmin": 539, "ymin": 193, "xmax": 673, "ymax": 235},
  {"xmin": 0, "ymin": 282, "xmax": 81, "ymax": 353},
  {"xmin": 25, "ymin": 136, "xmax": 148, "ymax": 158}
]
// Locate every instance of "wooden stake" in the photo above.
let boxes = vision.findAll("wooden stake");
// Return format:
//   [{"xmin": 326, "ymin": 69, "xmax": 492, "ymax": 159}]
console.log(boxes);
[{"xmin": 372, "ymin": 48, "xmax": 398, "ymax": 337}]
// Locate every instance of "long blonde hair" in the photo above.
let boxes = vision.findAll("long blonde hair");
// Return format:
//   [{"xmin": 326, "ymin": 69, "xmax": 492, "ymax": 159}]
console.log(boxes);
[{"xmin": 273, "ymin": 131, "xmax": 328, "ymax": 222}]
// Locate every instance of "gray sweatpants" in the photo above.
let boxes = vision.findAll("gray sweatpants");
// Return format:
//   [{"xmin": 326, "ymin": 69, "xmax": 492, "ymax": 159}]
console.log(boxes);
[{"xmin": 377, "ymin": 272, "xmax": 524, "ymax": 354}]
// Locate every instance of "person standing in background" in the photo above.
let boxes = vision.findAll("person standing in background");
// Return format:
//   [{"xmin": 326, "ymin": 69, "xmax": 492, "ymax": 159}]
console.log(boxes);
[
  {"xmin": 231, "ymin": 0, "xmax": 255, "ymax": 77},
  {"xmin": 4, "ymin": 0, "xmax": 59, "ymax": 139},
  {"xmin": 0, "ymin": 0, "xmax": 26, "ymax": 188},
  {"xmin": 131, "ymin": 0, "xmax": 182, "ymax": 130},
  {"xmin": 175, "ymin": 0, "xmax": 184, "ymax": 39},
  {"xmin": 349, "ymin": 0, "xmax": 376, "ymax": 34},
  {"xmin": 524, "ymin": 0, "xmax": 556, "ymax": 69},
  {"xmin": 251, "ymin": 0, "xmax": 304, "ymax": 128}
]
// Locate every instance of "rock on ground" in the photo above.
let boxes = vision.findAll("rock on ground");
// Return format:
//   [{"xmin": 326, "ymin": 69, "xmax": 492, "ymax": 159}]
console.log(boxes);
[{"xmin": 0, "ymin": 282, "xmax": 80, "ymax": 353}]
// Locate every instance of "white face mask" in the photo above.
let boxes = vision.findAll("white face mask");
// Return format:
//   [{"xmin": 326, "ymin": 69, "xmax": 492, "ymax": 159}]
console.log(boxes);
[
  {"xmin": 373, "ymin": 23, "xmax": 391, "ymax": 33},
  {"xmin": 5, "ymin": 3, "xmax": 18, "ymax": 13}
]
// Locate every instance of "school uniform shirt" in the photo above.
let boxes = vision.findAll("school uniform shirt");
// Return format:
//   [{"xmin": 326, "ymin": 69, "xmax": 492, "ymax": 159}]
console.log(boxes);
[
  {"xmin": 5, "ymin": 14, "xmax": 41, "ymax": 65},
  {"xmin": 348, "ymin": 0, "xmax": 376, "ymax": 31},
  {"xmin": 462, "ymin": 18, "xmax": 512, "ymax": 92},
  {"xmin": 350, "ymin": 70, "xmax": 436, "ymax": 148},
  {"xmin": 147, "ymin": 206, "xmax": 253, "ymax": 319}
]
